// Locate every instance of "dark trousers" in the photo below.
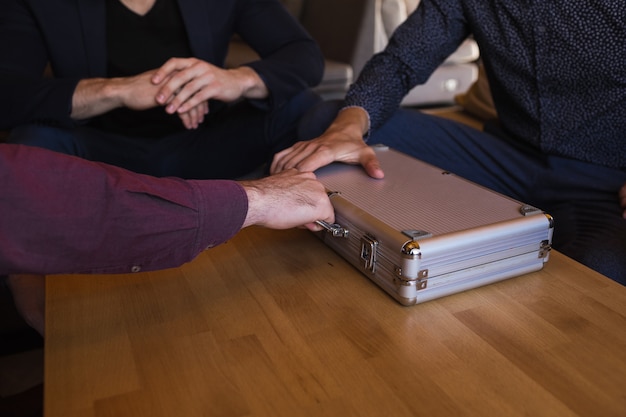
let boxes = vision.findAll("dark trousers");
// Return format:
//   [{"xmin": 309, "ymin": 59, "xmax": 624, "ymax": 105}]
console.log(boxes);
[
  {"xmin": 8, "ymin": 90, "xmax": 321, "ymax": 180},
  {"xmin": 302, "ymin": 103, "xmax": 626, "ymax": 285}
]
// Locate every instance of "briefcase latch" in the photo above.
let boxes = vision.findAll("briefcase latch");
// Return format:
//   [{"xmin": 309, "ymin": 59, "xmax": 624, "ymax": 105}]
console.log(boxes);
[
  {"xmin": 360, "ymin": 234, "xmax": 378, "ymax": 273},
  {"xmin": 315, "ymin": 220, "xmax": 350, "ymax": 238}
]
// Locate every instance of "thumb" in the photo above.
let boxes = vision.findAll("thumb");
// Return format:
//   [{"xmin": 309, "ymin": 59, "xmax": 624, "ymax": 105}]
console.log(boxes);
[{"xmin": 361, "ymin": 153, "xmax": 384, "ymax": 179}]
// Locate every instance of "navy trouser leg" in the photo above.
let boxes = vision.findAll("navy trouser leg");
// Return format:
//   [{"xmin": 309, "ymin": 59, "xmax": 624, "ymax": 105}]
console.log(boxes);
[
  {"xmin": 297, "ymin": 99, "xmax": 344, "ymax": 141},
  {"xmin": 7, "ymin": 125, "xmax": 88, "ymax": 157},
  {"xmin": 535, "ymin": 158, "xmax": 626, "ymax": 285},
  {"xmin": 7, "ymin": 124, "xmax": 160, "ymax": 173},
  {"xmin": 373, "ymin": 109, "xmax": 626, "ymax": 284},
  {"xmin": 157, "ymin": 89, "xmax": 322, "ymax": 179},
  {"xmin": 7, "ymin": 89, "xmax": 321, "ymax": 180},
  {"xmin": 370, "ymin": 109, "xmax": 543, "ymax": 200}
]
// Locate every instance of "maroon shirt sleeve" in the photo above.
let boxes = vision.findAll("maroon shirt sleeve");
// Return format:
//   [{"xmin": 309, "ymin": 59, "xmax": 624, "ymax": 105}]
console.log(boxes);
[{"xmin": 0, "ymin": 144, "xmax": 248, "ymax": 275}]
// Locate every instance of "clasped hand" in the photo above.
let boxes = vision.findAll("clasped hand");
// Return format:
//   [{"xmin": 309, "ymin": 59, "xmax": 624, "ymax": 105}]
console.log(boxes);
[{"xmin": 114, "ymin": 57, "xmax": 266, "ymax": 130}]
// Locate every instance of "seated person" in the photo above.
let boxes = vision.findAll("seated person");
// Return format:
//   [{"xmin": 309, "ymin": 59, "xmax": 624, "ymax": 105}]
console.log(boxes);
[
  {"xmin": 271, "ymin": 0, "xmax": 626, "ymax": 285},
  {"xmin": 1, "ymin": 143, "xmax": 335, "ymax": 335},
  {"xmin": 0, "ymin": 0, "xmax": 324, "ymax": 179}
]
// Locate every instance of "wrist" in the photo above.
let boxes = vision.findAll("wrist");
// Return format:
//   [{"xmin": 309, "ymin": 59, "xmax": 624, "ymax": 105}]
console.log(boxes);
[
  {"xmin": 104, "ymin": 77, "xmax": 131, "ymax": 108},
  {"xmin": 329, "ymin": 106, "xmax": 370, "ymax": 139},
  {"xmin": 240, "ymin": 182, "xmax": 264, "ymax": 228},
  {"xmin": 72, "ymin": 78, "xmax": 124, "ymax": 119},
  {"xmin": 233, "ymin": 66, "xmax": 268, "ymax": 100}
]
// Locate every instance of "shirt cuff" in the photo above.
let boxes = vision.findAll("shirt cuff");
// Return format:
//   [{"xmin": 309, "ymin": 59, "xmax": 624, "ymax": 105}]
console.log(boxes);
[{"xmin": 190, "ymin": 180, "xmax": 248, "ymax": 251}]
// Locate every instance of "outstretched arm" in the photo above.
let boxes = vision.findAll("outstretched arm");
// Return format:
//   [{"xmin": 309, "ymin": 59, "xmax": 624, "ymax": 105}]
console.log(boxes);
[
  {"xmin": 0, "ymin": 144, "xmax": 333, "ymax": 276},
  {"xmin": 2, "ymin": 144, "xmax": 334, "ymax": 337}
]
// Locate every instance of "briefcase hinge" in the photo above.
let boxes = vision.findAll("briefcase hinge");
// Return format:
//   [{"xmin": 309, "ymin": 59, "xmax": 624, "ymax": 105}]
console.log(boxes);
[
  {"xmin": 416, "ymin": 270, "xmax": 429, "ymax": 290},
  {"xmin": 394, "ymin": 267, "xmax": 429, "ymax": 290},
  {"xmin": 538, "ymin": 240, "xmax": 552, "ymax": 259}
]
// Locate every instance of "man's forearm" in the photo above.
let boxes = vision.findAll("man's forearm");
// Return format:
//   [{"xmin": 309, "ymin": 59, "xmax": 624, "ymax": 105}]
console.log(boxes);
[
  {"xmin": 70, "ymin": 78, "xmax": 125, "ymax": 120},
  {"xmin": 71, "ymin": 72, "xmax": 162, "ymax": 120},
  {"xmin": 0, "ymin": 144, "xmax": 247, "ymax": 275}
]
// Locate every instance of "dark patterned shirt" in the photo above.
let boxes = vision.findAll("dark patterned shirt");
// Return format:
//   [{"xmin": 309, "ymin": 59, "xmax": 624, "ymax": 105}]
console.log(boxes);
[{"xmin": 346, "ymin": 0, "xmax": 626, "ymax": 169}]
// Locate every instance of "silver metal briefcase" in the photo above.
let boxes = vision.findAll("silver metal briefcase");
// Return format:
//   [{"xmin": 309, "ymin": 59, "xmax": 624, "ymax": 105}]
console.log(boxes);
[{"xmin": 314, "ymin": 145, "xmax": 554, "ymax": 306}]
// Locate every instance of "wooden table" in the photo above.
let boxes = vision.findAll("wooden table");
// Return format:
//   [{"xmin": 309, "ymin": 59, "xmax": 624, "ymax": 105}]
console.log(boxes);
[{"xmin": 44, "ymin": 226, "xmax": 626, "ymax": 417}]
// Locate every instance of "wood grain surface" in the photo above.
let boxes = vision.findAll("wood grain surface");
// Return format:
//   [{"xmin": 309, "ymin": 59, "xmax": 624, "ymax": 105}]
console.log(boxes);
[{"xmin": 44, "ymin": 226, "xmax": 626, "ymax": 417}]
